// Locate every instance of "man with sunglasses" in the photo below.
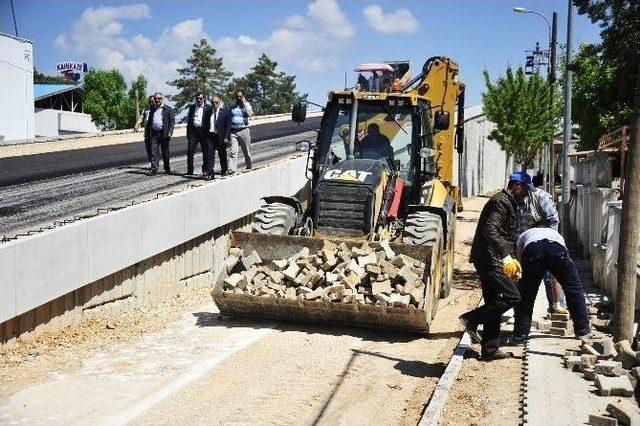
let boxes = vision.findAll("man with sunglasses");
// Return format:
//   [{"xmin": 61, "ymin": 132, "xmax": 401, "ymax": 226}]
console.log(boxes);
[
  {"xmin": 186, "ymin": 93, "xmax": 212, "ymax": 178},
  {"xmin": 145, "ymin": 92, "xmax": 175, "ymax": 175},
  {"xmin": 203, "ymin": 95, "xmax": 230, "ymax": 177}
]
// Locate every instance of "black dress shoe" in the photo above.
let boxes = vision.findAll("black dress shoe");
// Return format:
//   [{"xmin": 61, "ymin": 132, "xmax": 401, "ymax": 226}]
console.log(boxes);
[
  {"xmin": 502, "ymin": 334, "xmax": 527, "ymax": 347},
  {"xmin": 459, "ymin": 314, "xmax": 482, "ymax": 343},
  {"xmin": 482, "ymin": 350, "xmax": 512, "ymax": 361},
  {"xmin": 150, "ymin": 168, "xmax": 157, "ymax": 175}
]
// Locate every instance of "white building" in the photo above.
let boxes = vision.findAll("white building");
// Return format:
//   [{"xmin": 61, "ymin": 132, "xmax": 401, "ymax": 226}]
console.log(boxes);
[
  {"xmin": 454, "ymin": 105, "xmax": 508, "ymax": 197},
  {"xmin": 0, "ymin": 32, "xmax": 34, "ymax": 142}
]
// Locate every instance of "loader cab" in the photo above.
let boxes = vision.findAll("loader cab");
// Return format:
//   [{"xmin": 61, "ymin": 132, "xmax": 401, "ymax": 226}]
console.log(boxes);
[{"xmin": 313, "ymin": 95, "xmax": 421, "ymax": 204}]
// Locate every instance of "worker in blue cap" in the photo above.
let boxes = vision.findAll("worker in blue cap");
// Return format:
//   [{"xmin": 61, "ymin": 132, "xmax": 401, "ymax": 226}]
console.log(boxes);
[{"xmin": 459, "ymin": 172, "xmax": 529, "ymax": 360}]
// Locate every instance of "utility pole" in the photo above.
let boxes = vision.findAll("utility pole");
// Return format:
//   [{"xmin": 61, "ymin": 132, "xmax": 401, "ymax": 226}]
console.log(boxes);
[
  {"xmin": 549, "ymin": 12, "xmax": 558, "ymax": 199},
  {"xmin": 561, "ymin": 1, "xmax": 573, "ymax": 237},
  {"xmin": 613, "ymin": 64, "xmax": 640, "ymax": 343}
]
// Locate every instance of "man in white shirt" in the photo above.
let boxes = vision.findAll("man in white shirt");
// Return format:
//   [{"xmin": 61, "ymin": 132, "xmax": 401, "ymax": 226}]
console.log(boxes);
[
  {"xmin": 186, "ymin": 93, "xmax": 212, "ymax": 178},
  {"xmin": 511, "ymin": 227, "xmax": 594, "ymax": 343}
]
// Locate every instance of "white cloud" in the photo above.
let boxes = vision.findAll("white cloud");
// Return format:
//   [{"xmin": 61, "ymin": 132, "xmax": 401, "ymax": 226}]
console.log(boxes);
[
  {"xmin": 53, "ymin": 4, "xmax": 206, "ymax": 96},
  {"xmin": 215, "ymin": 0, "xmax": 354, "ymax": 75},
  {"xmin": 53, "ymin": 34, "xmax": 68, "ymax": 50},
  {"xmin": 54, "ymin": 1, "xmax": 354, "ymax": 100},
  {"xmin": 363, "ymin": 5, "xmax": 419, "ymax": 34}
]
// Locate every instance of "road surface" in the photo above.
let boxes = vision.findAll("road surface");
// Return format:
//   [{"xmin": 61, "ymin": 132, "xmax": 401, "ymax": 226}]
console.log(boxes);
[{"xmin": 0, "ymin": 125, "xmax": 317, "ymax": 240}]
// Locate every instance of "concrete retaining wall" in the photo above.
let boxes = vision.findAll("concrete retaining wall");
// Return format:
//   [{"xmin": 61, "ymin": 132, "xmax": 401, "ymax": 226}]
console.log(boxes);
[
  {"xmin": 0, "ymin": 155, "xmax": 309, "ymax": 341},
  {"xmin": 569, "ymin": 184, "xmax": 640, "ymax": 306}
]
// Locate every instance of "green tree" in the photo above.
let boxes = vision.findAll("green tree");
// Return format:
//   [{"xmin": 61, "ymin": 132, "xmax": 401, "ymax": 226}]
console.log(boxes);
[
  {"xmin": 84, "ymin": 69, "xmax": 144, "ymax": 130},
  {"xmin": 128, "ymin": 74, "xmax": 149, "ymax": 117},
  {"xmin": 34, "ymin": 69, "xmax": 71, "ymax": 84},
  {"xmin": 482, "ymin": 67, "xmax": 562, "ymax": 169},
  {"xmin": 227, "ymin": 54, "xmax": 307, "ymax": 115},
  {"xmin": 571, "ymin": 0, "xmax": 639, "ymax": 148},
  {"xmin": 167, "ymin": 38, "xmax": 232, "ymax": 114}
]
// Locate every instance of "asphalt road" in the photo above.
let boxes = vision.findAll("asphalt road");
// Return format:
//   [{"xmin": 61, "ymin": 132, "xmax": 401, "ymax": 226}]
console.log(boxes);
[
  {"xmin": 0, "ymin": 125, "xmax": 317, "ymax": 240},
  {"xmin": 0, "ymin": 117, "xmax": 321, "ymax": 186}
]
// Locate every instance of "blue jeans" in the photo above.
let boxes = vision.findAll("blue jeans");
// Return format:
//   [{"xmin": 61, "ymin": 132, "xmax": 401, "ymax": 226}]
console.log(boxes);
[{"xmin": 513, "ymin": 240, "xmax": 589, "ymax": 338}]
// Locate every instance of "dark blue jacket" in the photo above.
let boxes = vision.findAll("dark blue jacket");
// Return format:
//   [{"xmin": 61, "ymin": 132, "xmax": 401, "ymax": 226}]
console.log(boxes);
[{"xmin": 204, "ymin": 106, "xmax": 230, "ymax": 142}]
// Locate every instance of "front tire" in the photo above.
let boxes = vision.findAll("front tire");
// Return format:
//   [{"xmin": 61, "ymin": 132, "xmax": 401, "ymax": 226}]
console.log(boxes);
[{"xmin": 251, "ymin": 202, "xmax": 297, "ymax": 235}]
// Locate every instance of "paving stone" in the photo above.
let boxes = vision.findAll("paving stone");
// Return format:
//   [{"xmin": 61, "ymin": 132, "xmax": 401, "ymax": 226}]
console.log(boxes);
[
  {"xmin": 288, "ymin": 247, "xmax": 310, "ymax": 261},
  {"xmin": 379, "ymin": 241, "xmax": 396, "ymax": 260},
  {"xmin": 536, "ymin": 319, "xmax": 551, "ymax": 331},
  {"xmin": 549, "ymin": 313, "xmax": 570, "ymax": 321},
  {"xmin": 325, "ymin": 272, "xmax": 340, "ymax": 284},
  {"xmin": 284, "ymin": 287, "xmax": 297, "ymax": 300},
  {"xmin": 347, "ymin": 259, "xmax": 369, "ymax": 281},
  {"xmin": 365, "ymin": 264, "xmax": 382, "ymax": 275},
  {"xmin": 397, "ymin": 265, "xmax": 420, "ymax": 285},
  {"xmin": 358, "ymin": 252, "xmax": 378, "ymax": 267},
  {"xmin": 320, "ymin": 257, "xmax": 338, "ymax": 271},
  {"xmin": 549, "ymin": 327, "xmax": 569, "ymax": 336},
  {"xmin": 588, "ymin": 414, "xmax": 619, "ymax": 426},
  {"xmin": 224, "ymin": 273, "xmax": 247, "ymax": 290},
  {"xmin": 582, "ymin": 344, "xmax": 603, "ymax": 357},
  {"xmin": 594, "ymin": 361, "xmax": 624, "ymax": 377},
  {"xmin": 229, "ymin": 247, "xmax": 243, "ymax": 257},
  {"xmin": 581, "ymin": 354, "xmax": 598, "ymax": 368},
  {"xmin": 225, "ymin": 254, "xmax": 241, "ymax": 273},
  {"xmin": 322, "ymin": 240, "xmax": 338, "ymax": 252},
  {"xmin": 309, "ymin": 270, "xmax": 325, "ymax": 288},
  {"xmin": 583, "ymin": 367, "xmax": 597, "ymax": 381},
  {"xmin": 390, "ymin": 293, "xmax": 410, "ymax": 308},
  {"xmin": 341, "ymin": 272, "xmax": 359, "ymax": 290},
  {"xmin": 371, "ymin": 280, "xmax": 392, "ymax": 296},
  {"xmin": 551, "ymin": 320, "xmax": 572, "ymax": 329},
  {"xmin": 566, "ymin": 348, "xmax": 581, "ymax": 357},
  {"xmin": 565, "ymin": 355, "xmax": 583, "ymax": 371},
  {"xmin": 593, "ymin": 339, "xmax": 618, "ymax": 359},
  {"xmin": 375, "ymin": 293, "xmax": 391, "ymax": 306},
  {"xmin": 283, "ymin": 263, "xmax": 301, "ymax": 282},
  {"xmin": 270, "ymin": 259, "xmax": 288, "ymax": 270},
  {"xmin": 613, "ymin": 340, "xmax": 639, "ymax": 369},
  {"xmin": 596, "ymin": 375, "xmax": 635, "ymax": 396},
  {"xmin": 606, "ymin": 401, "xmax": 640, "ymax": 425},
  {"xmin": 241, "ymin": 250, "xmax": 262, "ymax": 270}
]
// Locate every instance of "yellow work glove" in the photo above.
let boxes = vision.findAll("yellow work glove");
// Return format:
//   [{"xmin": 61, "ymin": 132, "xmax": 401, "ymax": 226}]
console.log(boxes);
[{"xmin": 502, "ymin": 256, "xmax": 522, "ymax": 280}]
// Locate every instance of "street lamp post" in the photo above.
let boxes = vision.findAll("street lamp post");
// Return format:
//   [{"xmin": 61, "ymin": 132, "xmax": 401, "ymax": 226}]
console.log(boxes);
[{"xmin": 513, "ymin": 7, "xmax": 558, "ymax": 197}]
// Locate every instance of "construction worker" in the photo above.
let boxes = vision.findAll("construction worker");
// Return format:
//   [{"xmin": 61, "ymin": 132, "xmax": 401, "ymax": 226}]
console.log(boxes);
[
  {"xmin": 517, "ymin": 171, "xmax": 568, "ymax": 315},
  {"xmin": 511, "ymin": 227, "xmax": 595, "ymax": 342},
  {"xmin": 459, "ymin": 174, "xmax": 528, "ymax": 361}
]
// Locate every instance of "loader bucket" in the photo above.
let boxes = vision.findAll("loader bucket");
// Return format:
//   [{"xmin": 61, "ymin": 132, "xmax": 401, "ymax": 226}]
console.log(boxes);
[{"xmin": 212, "ymin": 231, "xmax": 442, "ymax": 334}]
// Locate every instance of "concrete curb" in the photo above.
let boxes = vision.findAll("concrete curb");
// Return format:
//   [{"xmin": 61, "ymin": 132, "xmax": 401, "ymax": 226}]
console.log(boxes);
[{"xmin": 418, "ymin": 297, "xmax": 483, "ymax": 426}]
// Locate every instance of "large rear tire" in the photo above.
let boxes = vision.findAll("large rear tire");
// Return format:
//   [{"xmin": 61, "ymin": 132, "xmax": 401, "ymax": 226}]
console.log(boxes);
[
  {"xmin": 403, "ymin": 211, "xmax": 444, "ymax": 320},
  {"xmin": 251, "ymin": 202, "xmax": 297, "ymax": 236}
]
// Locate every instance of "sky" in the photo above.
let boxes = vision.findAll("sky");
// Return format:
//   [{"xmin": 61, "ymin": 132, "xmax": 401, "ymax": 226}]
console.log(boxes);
[{"xmin": 1, "ymin": 0, "xmax": 602, "ymax": 107}]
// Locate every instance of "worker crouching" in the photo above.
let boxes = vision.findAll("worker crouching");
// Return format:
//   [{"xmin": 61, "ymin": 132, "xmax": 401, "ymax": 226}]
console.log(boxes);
[
  {"xmin": 459, "ymin": 176, "xmax": 530, "ymax": 361},
  {"xmin": 510, "ymin": 227, "xmax": 594, "ymax": 343}
]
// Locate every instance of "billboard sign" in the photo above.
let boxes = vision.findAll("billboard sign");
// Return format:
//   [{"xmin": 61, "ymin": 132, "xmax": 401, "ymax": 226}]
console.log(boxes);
[{"xmin": 56, "ymin": 62, "xmax": 88, "ymax": 82}]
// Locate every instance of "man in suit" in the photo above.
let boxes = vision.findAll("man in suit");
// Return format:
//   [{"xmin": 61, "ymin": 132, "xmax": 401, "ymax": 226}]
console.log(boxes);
[
  {"xmin": 203, "ymin": 95, "xmax": 230, "ymax": 177},
  {"xmin": 186, "ymin": 93, "xmax": 212, "ymax": 177},
  {"xmin": 145, "ymin": 92, "xmax": 175, "ymax": 175}
]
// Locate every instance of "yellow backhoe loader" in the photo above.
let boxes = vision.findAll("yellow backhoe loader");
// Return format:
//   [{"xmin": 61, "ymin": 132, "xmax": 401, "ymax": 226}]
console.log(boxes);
[{"xmin": 213, "ymin": 57, "xmax": 465, "ymax": 333}]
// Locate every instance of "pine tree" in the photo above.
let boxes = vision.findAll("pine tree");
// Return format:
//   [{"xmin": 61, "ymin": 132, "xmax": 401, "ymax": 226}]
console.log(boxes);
[
  {"xmin": 227, "ymin": 54, "xmax": 307, "ymax": 115},
  {"xmin": 482, "ymin": 67, "xmax": 562, "ymax": 169},
  {"xmin": 167, "ymin": 38, "xmax": 232, "ymax": 114}
]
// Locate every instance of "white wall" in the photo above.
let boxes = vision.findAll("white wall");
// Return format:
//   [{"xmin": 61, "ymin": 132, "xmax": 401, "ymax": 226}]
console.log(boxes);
[
  {"xmin": 0, "ymin": 33, "xmax": 34, "ymax": 142},
  {"xmin": 0, "ymin": 155, "xmax": 309, "ymax": 323},
  {"xmin": 35, "ymin": 109, "xmax": 99, "ymax": 137},
  {"xmin": 454, "ymin": 106, "xmax": 507, "ymax": 197}
]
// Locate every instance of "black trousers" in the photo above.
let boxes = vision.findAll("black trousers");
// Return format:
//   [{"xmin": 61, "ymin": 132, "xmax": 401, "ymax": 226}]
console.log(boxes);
[
  {"xmin": 209, "ymin": 133, "xmax": 228, "ymax": 175},
  {"xmin": 513, "ymin": 240, "xmax": 590, "ymax": 338},
  {"xmin": 463, "ymin": 264, "xmax": 521, "ymax": 356},
  {"xmin": 150, "ymin": 131, "xmax": 170, "ymax": 172},
  {"xmin": 187, "ymin": 127, "xmax": 210, "ymax": 174}
]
